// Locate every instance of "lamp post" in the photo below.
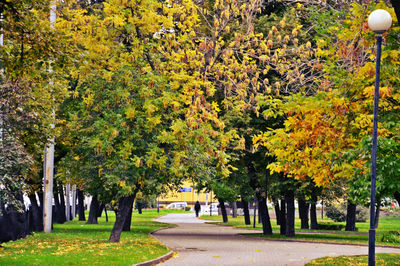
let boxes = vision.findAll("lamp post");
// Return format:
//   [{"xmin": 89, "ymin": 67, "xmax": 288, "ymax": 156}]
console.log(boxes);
[{"xmin": 367, "ymin": 9, "xmax": 392, "ymax": 266}]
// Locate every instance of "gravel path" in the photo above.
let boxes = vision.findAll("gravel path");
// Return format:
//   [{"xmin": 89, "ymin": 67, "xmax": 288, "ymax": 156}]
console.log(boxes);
[{"xmin": 152, "ymin": 213, "xmax": 400, "ymax": 266}]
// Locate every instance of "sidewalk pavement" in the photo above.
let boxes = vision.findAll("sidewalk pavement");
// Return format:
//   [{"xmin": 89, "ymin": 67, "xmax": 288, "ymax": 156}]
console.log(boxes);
[{"xmin": 152, "ymin": 213, "xmax": 400, "ymax": 266}]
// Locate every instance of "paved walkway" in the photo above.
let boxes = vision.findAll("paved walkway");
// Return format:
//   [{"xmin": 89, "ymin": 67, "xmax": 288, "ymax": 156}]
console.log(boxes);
[{"xmin": 152, "ymin": 213, "xmax": 400, "ymax": 266}]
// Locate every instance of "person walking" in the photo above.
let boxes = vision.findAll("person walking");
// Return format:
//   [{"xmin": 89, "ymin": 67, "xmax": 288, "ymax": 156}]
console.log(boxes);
[{"xmin": 194, "ymin": 201, "xmax": 201, "ymax": 217}]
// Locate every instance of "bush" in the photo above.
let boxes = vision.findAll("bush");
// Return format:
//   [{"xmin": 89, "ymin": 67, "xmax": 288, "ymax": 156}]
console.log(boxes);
[
  {"xmin": 381, "ymin": 231, "xmax": 400, "ymax": 243},
  {"xmin": 326, "ymin": 204, "xmax": 346, "ymax": 222},
  {"xmin": 184, "ymin": 206, "xmax": 191, "ymax": 211},
  {"xmin": 325, "ymin": 203, "xmax": 368, "ymax": 222}
]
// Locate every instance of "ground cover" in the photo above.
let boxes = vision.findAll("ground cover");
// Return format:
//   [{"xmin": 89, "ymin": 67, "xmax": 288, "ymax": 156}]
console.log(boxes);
[
  {"xmin": 201, "ymin": 214, "xmax": 400, "ymax": 247},
  {"xmin": 0, "ymin": 209, "xmax": 183, "ymax": 265}
]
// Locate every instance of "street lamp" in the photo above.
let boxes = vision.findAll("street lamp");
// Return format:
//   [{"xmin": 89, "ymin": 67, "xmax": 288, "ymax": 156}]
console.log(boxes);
[{"xmin": 367, "ymin": 9, "xmax": 392, "ymax": 266}]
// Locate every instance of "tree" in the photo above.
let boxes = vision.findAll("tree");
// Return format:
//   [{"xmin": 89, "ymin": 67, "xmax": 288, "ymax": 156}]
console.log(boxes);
[
  {"xmin": 0, "ymin": 0, "xmax": 69, "ymax": 239},
  {"xmin": 57, "ymin": 0, "xmax": 231, "ymax": 242},
  {"xmin": 255, "ymin": 1, "xmax": 400, "ymax": 235}
]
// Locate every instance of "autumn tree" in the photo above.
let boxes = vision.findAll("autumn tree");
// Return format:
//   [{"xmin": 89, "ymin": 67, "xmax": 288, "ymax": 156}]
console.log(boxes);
[
  {"xmin": 255, "ymin": 0, "xmax": 400, "ymax": 234},
  {"xmin": 56, "ymin": 0, "xmax": 237, "ymax": 242},
  {"xmin": 312, "ymin": 1, "xmax": 400, "ymax": 227},
  {"xmin": 0, "ymin": 0, "xmax": 69, "ymax": 236}
]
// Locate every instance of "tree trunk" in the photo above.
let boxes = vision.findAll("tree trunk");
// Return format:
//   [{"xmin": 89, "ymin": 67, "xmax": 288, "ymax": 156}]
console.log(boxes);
[
  {"xmin": 231, "ymin": 202, "xmax": 237, "ymax": 218},
  {"xmin": 122, "ymin": 201, "xmax": 134, "ymax": 232},
  {"xmin": 310, "ymin": 191, "xmax": 318, "ymax": 230},
  {"xmin": 53, "ymin": 182, "xmax": 63, "ymax": 224},
  {"xmin": 71, "ymin": 185, "xmax": 77, "ymax": 219},
  {"xmin": 374, "ymin": 204, "xmax": 381, "ymax": 229},
  {"xmin": 279, "ymin": 197, "xmax": 286, "ymax": 235},
  {"xmin": 137, "ymin": 201, "xmax": 142, "ymax": 214},
  {"xmin": 345, "ymin": 200, "xmax": 357, "ymax": 231},
  {"xmin": 219, "ymin": 199, "xmax": 228, "ymax": 223},
  {"xmin": 261, "ymin": 171, "xmax": 273, "ymax": 234},
  {"xmin": 394, "ymin": 191, "xmax": 400, "ymax": 207},
  {"xmin": 321, "ymin": 200, "xmax": 324, "ymax": 219},
  {"xmin": 298, "ymin": 197, "xmax": 309, "ymax": 229},
  {"xmin": 58, "ymin": 183, "xmax": 67, "ymax": 223},
  {"xmin": 77, "ymin": 189, "xmax": 85, "ymax": 221},
  {"xmin": 257, "ymin": 193, "xmax": 272, "ymax": 235},
  {"xmin": 97, "ymin": 203, "xmax": 105, "ymax": 218},
  {"xmin": 273, "ymin": 198, "xmax": 280, "ymax": 225},
  {"xmin": 109, "ymin": 194, "xmax": 136, "ymax": 242},
  {"xmin": 104, "ymin": 205, "xmax": 108, "ymax": 222},
  {"xmin": 242, "ymin": 199, "xmax": 251, "ymax": 225},
  {"xmin": 285, "ymin": 190, "xmax": 295, "ymax": 237},
  {"xmin": 253, "ymin": 196, "xmax": 257, "ymax": 228},
  {"xmin": 65, "ymin": 184, "xmax": 70, "ymax": 221},
  {"xmin": 28, "ymin": 193, "xmax": 43, "ymax": 232},
  {"xmin": 38, "ymin": 191, "xmax": 44, "ymax": 212},
  {"xmin": 86, "ymin": 195, "xmax": 99, "ymax": 224}
]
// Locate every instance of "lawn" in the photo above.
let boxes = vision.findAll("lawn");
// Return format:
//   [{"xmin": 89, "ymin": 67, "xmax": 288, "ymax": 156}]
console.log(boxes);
[
  {"xmin": 306, "ymin": 253, "xmax": 400, "ymax": 265},
  {"xmin": 0, "ymin": 209, "xmax": 183, "ymax": 265},
  {"xmin": 201, "ymin": 213, "xmax": 400, "ymax": 247}
]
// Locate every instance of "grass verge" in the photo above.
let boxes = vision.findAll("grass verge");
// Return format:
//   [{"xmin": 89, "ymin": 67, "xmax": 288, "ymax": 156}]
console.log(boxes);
[
  {"xmin": 0, "ymin": 209, "xmax": 184, "ymax": 265},
  {"xmin": 306, "ymin": 253, "xmax": 400, "ymax": 265},
  {"xmin": 201, "ymin": 214, "xmax": 400, "ymax": 247}
]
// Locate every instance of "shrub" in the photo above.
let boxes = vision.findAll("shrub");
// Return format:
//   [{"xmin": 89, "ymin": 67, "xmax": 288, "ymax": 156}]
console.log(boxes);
[
  {"xmin": 325, "ymin": 203, "xmax": 368, "ymax": 222},
  {"xmin": 184, "ymin": 206, "xmax": 191, "ymax": 211},
  {"xmin": 381, "ymin": 231, "xmax": 400, "ymax": 243},
  {"xmin": 326, "ymin": 204, "xmax": 346, "ymax": 222}
]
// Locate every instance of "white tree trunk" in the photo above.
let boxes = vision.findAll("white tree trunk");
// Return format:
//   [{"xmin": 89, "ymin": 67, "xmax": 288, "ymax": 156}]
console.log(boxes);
[
  {"xmin": 43, "ymin": 1, "xmax": 57, "ymax": 233},
  {"xmin": 0, "ymin": 13, "xmax": 3, "ymax": 46},
  {"xmin": 71, "ymin": 185, "xmax": 77, "ymax": 218},
  {"xmin": 65, "ymin": 183, "xmax": 70, "ymax": 221},
  {"xmin": 43, "ymin": 142, "xmax": 54, "ymax": 233}
]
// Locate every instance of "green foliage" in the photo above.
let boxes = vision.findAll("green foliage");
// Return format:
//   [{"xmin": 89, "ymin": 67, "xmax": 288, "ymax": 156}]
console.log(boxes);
[
  {"xmin": 0, "ymin": 132, "xmax": 32, "ymax": 213},
  {"xmin": 56, "ymin": 0, "xmax": 204, "ymax": 201},
  {"xmin": 0, "ymin": 0, "xmax": 70, "ymax": 205},
  {"xmin": 381, "ymin": 231, "xmax": 400, "ymax": 243},
  {"xmin": 350, "ymin": 136, "xmax": 400, "ymax": 206}
]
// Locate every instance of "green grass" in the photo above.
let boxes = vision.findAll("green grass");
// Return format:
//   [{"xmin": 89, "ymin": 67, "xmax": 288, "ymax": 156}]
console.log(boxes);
[
  {"xmin": 204, "ymin": 214, "xmax": 400, "ymax": 264},
  {"xmin": 0, "ymin": 209, "xmax": 184, "ymax": 265},
  {"xmin": 201, "ymin": 214, "xmax": 400, "ymax": 247},
  {"xmin": 306, "ymin": 253, "xmax": 400, "ymax": 265}
]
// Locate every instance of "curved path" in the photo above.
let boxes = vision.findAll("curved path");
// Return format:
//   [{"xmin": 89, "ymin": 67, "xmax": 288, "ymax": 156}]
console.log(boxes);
[{"xmin": 152, "ymin": 213, "xmax": 400, "ymax": 266}]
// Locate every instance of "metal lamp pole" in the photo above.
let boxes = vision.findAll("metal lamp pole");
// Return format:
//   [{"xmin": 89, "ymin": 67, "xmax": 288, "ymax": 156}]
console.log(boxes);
[{"xmin": 367, "ymin": 9, "xmax": 392, "ymax": 266}]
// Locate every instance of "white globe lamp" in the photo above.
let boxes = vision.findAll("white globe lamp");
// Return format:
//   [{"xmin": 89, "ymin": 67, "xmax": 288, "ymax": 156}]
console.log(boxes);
[{"xmin": 368, "ymin": 9, "xmax": 392, "ymax": 33}]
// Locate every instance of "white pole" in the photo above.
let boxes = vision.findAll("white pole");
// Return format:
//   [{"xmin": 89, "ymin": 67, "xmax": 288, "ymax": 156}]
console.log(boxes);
[
  {"xmin": 71, "ymin": 185, "xmax": 76, "ymax": 218},
  {"xmin": 65, "ymin": 183, "xmax": 70, "ymax": 221},
  {"xmin": 43, "ymin": 1, "xmax": 56, "ymax": 233},
  {"xmin": 0, "ymin": 13, "xmax": 3, "ymax": 46}
]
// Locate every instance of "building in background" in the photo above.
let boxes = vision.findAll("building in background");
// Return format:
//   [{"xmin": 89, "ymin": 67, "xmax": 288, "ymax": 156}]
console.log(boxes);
[{"xmin": 158, "ymin": 181, "xmax": 215, "ymax": 208}]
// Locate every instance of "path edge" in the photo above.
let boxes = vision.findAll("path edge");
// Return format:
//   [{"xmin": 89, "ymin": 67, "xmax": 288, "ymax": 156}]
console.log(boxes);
[
  {"xmin": 133, "ymin": 217, "xmax": 178, "ymax": 266},
  {"xmin": 134, "ymin": 250, "xmax": 175, "ymax": 266}
]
